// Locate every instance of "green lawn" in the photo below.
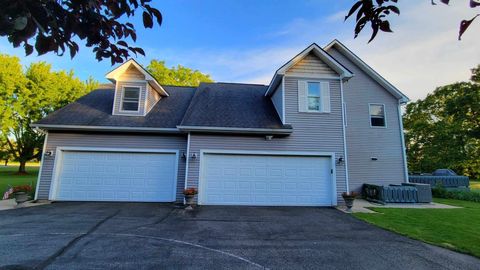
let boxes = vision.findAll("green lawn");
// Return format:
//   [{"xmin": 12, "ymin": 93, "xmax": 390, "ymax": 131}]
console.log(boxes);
[
  {"xmin": 354, "ymin": 199, "xmax": 480, "ymax": 258},
  {"xmin": 0, "ymin": 165, "xmax": 39, "ymax": 197}
]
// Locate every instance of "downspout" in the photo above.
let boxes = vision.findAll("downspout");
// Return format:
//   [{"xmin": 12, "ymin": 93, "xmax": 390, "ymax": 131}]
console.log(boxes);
[
  {"xmin": 397, "ymin": 100, "xmax": 409, "ymax": 182},
  {"xmin": 34, "ymin": 132, "xmax": 49, "ymax": 200},
  {"xmin": 340, "ymin": 78, "xmax": 350, "ymax": 193},
  {"xmin": 184, "ymin": 132, "xmax": 191, "ymax": 204}
]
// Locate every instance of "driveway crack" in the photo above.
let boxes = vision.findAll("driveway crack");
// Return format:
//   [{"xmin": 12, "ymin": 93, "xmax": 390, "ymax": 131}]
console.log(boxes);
[{"xmin": 33, "ymin": 210, "xmax": 121, "ymax": 270}]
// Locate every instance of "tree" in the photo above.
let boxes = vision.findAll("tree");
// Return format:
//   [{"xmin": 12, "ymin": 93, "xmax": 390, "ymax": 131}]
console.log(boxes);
[
  {"xmin": 345, "ymin": 0, "xmax": 479, "ymax": 42},
  {"xmin": 403, "ymin": 65, "xmax": 480, "ymax": 179},
  {"xmin": 147, "ymin": 60, "xmax": 214, "ymax": 87},
  {"xmin": 0, "ymin": 54, "xmax": 98, "ymax": 173},
  {"xmin": 0, "ymin": 0, "xmax": 162, "ymax": 65}
]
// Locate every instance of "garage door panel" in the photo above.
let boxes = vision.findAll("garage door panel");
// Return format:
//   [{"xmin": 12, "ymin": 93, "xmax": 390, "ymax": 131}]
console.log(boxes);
[
  {"xmin": 201, "ymin": 153, "xmax": 333, "ymax": 206},
  {"xmin": 54, "ymin": 151, "xmax": 177, "ymax": 202}
]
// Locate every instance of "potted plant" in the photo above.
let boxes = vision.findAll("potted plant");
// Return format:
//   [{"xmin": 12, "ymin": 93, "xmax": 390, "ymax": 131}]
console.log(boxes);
[
  {"xmin": 183, "ymin": 188, "xmax": 198, "ymax": 208},
  {"xmin": 342, "ymin": 191, "xmax": 358, "ymax": 212},
  {"xmin": 12, "ymin": 185, "xmax": 33, "ymax": 204}
]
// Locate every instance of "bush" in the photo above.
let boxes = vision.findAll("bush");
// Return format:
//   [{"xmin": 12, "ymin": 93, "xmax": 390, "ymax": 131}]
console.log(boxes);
[{"xmin": 432, "ymin": 186, "xmax": 480, "ymax": 203}]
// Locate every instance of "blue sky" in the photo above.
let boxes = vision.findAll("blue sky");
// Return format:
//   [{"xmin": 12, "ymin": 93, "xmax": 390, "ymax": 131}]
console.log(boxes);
[{"xmin": 1, "ymin": 0, "xmax": 479, "ymax": 101}]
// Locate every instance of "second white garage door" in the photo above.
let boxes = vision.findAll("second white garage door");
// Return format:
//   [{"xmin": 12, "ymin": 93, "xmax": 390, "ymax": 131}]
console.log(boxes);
[
  {"xmin": 51, "ymin": 150, "xmax": 178, "ymax": 202},
  {"xmin": 199, "ymin": 153, "xmax": 334, "ymax": 206}
]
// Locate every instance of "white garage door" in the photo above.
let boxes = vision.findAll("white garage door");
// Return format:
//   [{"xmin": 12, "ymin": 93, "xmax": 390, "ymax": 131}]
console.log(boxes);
[
  {"xmin": 52, "ymin": 150, "xmax": 178, "ymax": 202},
  {"xmin": 200, "ymin": 153, "xmax": 334, "ymax": 206}
]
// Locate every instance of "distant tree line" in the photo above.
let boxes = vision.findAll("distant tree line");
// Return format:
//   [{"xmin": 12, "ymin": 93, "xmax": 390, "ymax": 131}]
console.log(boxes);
[{"xmin": 404, "ymin": 65, "xmax": 480, "ymax": 179}]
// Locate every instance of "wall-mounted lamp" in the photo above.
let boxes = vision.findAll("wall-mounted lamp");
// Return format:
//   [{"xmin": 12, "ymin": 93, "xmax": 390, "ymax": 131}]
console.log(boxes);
[
  {"xmin": 191, "ymin": 153, "xmax": 197, "ymax": 159},
  {"xmin": 181, "ymin": 152, "xmax": 186, "ymax": 159},
  {"xmin": 336, "ymin": 156, "xmax": 344, "ymax": 165},
  {"xmin": 371, "ymin": 157, "xmax": 378, "ymax": 161},
  {"xmin": 44, "ymin": 151, "xmax": 53, "ymax": 157},
  {"xmin": 265, "ymin": 135, "xmax": 273, "ymax": 141}
]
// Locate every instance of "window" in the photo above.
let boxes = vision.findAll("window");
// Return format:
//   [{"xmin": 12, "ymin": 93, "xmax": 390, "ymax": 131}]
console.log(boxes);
[
  {"xmin": 307, "ymin": 82, "xmax": 321, "ymax": 111},
  {"xmin": 369, "ymin": 104, "xmax": 386, "ymax": 127},
  {"xmin": 121, "ymin": 87, "xmax": 140, "ymax": 111}
]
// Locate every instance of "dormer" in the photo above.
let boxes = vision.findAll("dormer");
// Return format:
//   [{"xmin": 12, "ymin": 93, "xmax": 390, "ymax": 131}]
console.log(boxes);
[{"xmin": 106, "ymin": 59, "xmax": 169, "ymax": 116}]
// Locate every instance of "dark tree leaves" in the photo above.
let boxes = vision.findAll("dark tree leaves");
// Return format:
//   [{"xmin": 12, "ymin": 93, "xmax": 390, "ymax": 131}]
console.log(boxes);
[
  {"xmin": 346, "ymin": 0, "xmax": 479, "ymax": 42},
  {"xmin": 345, "ymin": 0, "xmax": 400, "ymax": 43},
  {"xmin": 459, "ymin": 15, "xmax": 479, "ymax": 40},
  {"xmin": 0, "ymin": 0, "xmax": 163, "ymax": 65}
]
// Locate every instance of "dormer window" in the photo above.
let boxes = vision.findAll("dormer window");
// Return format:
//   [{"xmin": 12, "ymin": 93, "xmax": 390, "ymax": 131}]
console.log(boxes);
[{"xmin": 121, "ymin": 86, "xmax": 141, "ymax": 112}]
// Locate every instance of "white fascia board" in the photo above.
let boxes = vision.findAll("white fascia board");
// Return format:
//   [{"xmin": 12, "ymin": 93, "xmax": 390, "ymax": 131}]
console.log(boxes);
[
  {"xmin": 324, "ymin": 39, "xmax": 410, "ymax": 102},
  {"xmin": 31, "ymin": 124, "xmax": 181, "ymax": 134},
  {"xmin": 177, "ymin": 125, "xmax": 293, "ymax": 135}
]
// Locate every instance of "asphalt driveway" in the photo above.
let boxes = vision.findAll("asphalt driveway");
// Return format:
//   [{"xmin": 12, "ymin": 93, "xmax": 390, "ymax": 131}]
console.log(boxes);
[{"xmin": 0, "ymin": 203, "xmax": 478, "ymax": 270}]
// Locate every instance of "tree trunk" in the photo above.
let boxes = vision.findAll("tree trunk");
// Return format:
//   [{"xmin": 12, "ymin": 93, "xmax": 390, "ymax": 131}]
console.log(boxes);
[
  {"xmin": 17, "ymin": 161, "xmax": 27, "ymax": 174},
  {"xmin": 4, "ymin": 159, "xmax": 7, "ymax": 166}
]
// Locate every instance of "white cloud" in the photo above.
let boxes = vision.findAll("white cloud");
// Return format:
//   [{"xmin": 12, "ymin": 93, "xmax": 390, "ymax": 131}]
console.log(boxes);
[{"xmin": 162, "ymin": 1, "xmax": 479, "ymax": 101}]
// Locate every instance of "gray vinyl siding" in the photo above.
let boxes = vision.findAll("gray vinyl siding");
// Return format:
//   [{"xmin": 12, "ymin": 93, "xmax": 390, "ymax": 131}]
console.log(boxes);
[
  {"xmin": 146, "ymin": 83, "xmax": 161, "ymax": 114},
  {"xmin": 113, "ymin": 81, "xmax": 147, "ymax": 116},
  {"xmin": 37, "ymin": 132, "xmax": 187, "ymax": 201},
  {"xmin": 270, "ymin": 82, "xmax": 283, "ymax": 123},
  {"xmin": 327, "ymin": 47, "xmax": 406, "ymax": 191},
  {"xmin": 187, "ymin": 77, "xmax": 346, "ymax": 203},
  {"xmin": 286, "ymin": 52, "xmax": 337, "ymax": 77}
]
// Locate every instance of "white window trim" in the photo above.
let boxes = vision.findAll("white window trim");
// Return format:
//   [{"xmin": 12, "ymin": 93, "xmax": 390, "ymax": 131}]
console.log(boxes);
[
  {"xmin": 369, "ymin": 103, "xmax": 387, "ymax": 128},
  {"xmin": 119, "ymin": 85, "xmax": 141, "ymax": 113},
  {"xmin": 303, "ymin": 80, "xmax": 330, "ymax": 114}
]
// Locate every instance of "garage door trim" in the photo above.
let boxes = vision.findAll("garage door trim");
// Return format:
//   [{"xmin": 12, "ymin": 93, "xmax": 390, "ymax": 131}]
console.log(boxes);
[
  {"xmin": 49, "ymin": 147, "xmax": 179, "ymax": 201},
  {"xmin": 198, "ymin": 149, "xmax": 337, "ymax": 206}
]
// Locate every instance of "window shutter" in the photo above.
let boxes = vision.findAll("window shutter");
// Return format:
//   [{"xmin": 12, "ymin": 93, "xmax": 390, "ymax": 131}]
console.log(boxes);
[
  {"xmin": 320, "ymin": 81, "xmax": 331, "ymax": 113},
  {"xmin": 298, "ymin": 80, "xmax": 307, "ymax": 112}
]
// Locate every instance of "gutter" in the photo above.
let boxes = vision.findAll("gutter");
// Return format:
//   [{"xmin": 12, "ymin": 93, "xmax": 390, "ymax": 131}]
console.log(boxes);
[
  {"xmin": 177, "ymin": 125, "xmax": 293, "ymax": 135},
  {"xmin": 30, "ymin": 124, "xmax": 181, "ymax": 134}
]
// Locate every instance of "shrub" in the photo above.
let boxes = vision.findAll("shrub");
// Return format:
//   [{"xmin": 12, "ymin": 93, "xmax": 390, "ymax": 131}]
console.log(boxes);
[
  {"xmin": 12, "ymin": 185, "xmax": 33, "ymax": 194},
  {"xmin": 432, "ymin": 186, "xmax": 480, "ymax": 203}
]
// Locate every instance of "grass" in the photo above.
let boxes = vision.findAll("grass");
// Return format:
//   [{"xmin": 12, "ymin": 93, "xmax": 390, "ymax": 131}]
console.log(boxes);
[
  {"xmin": 354, "ymin": 199, "xmax": 480, "ymax": 258},
  {"xmin": 0, "ymin": 165, "xmax": 39, "ymax": 198}
]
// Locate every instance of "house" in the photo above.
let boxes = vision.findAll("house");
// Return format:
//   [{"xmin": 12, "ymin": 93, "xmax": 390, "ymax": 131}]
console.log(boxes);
[{"xmin": 32, "ymin": 40, "xmax": 409, "ymax": 206}]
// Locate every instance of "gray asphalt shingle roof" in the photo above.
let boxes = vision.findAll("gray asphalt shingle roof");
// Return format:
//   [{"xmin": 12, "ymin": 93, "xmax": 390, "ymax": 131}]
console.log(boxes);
[
  {"xmin": 35, "ymin": 82, "xmax": 287, "ymax": 130},
  {"xmin": 180, "ymin": 82, "xmax": 285, "ymax": 129},
  {"xmin": 36, "ymin": 84, "xmax": 196, "ymax": 128}
]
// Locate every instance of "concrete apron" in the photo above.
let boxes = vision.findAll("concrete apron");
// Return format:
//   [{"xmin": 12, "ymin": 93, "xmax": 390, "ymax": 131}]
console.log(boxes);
[
  {"xmin": 0, "ymin": 199, "xmax": 51, "ymax": 211},
  {"xmin": 337, "ymin": 198, "xmax": 460, "ymax": 214}
]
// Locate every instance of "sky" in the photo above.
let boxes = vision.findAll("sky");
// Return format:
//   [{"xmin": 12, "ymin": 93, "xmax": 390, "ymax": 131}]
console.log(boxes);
[{"xmin": 0, "ymin": 0, "xmax": 479, "ymax": 101}]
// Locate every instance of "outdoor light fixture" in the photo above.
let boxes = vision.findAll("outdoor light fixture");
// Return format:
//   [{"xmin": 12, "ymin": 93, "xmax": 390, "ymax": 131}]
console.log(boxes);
[
  {"xmin": 337, "ymin": 156, "xmax": 344, "ymax": 165},
  {"xmin": 44, "ymin": 151, "xmax": 53, "ymax": 157},
  {"xmin": 191, "ymin": 153, "xmax": 197, "ymax": 159},
  {"xmin": 181, "ymin": 152, "xmax": 186, "ymax": 159},
  {"xmin": 265, "ymin": 135, "xmax": 273, "ymax": 141}
]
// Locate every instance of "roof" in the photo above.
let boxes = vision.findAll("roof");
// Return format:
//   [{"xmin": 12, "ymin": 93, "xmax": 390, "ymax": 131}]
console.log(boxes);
[
  {"xmin": 33, "ymin": 82, "xmax": 290, "ymax": 134},
  {"xmin": 179, "ymin": 82, "xmax": 289, "ymax": 130},
  {"xmin": 34, "ymin": 84, "xmax": 195, "ymax": 130},
  {"xmin": 264, "ymin": 43, "xmax": 354, "ymax": 96},
  {"xmin": 324, "ymin": 39, "xmax": 410, "ymax": 103}
]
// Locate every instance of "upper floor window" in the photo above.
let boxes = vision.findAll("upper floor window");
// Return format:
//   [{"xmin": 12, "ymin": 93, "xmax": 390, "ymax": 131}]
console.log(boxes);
[
  {"xmin": 369, "ymin": 104, "xmax": 386, "ymax": 127},
  {"xmin": 121, "ymin": 87, "xmax": 140, "ymax": 112},
  {"xmin": 307, "ymin": 82, "xmax": 321, "ymax": 111}
]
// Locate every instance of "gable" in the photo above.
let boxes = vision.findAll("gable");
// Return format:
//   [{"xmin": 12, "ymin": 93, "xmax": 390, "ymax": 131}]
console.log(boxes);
[
  {"xmin": 286, "ymin": 52, "xmax": 338, "ymax": 77},
  {"xmin": 118, "ymin": 64, "xmax": 146, "ymax": 81},
  {"xmin": 324, "ymin": 40, "xmax": 409, "ymax": 103}
]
